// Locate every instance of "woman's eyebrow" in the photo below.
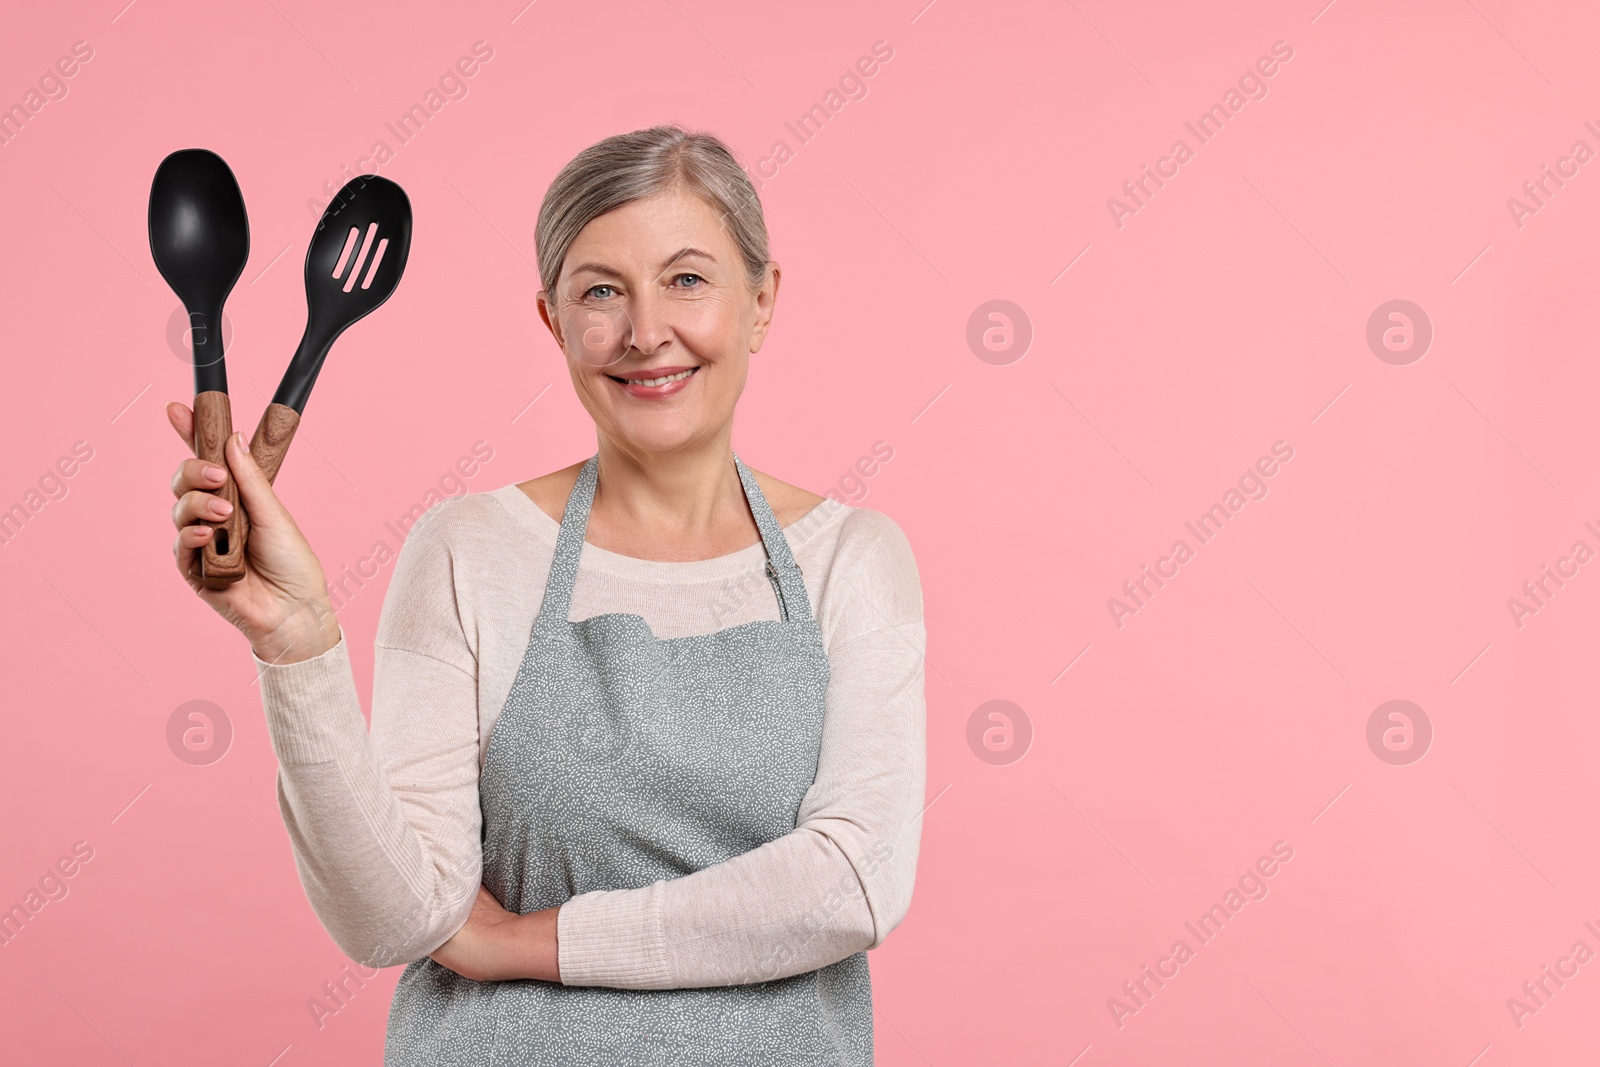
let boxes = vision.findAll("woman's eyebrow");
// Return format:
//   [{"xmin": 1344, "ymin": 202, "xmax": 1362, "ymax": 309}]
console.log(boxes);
[
  {"xmin": 568, "ymin": 247, "xmax": 718, "ymax": 278},
  {"xmin": 661, "ymin": 247, "xmax": 716, "ymax": 269}
]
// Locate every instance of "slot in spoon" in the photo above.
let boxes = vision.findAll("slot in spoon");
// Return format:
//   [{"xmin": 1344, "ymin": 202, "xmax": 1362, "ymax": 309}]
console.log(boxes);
[
  {"xmin": 251, "ymin": 175, "xmax": 413, "ymax": 484},
  {"xmin": 149, "ymin": 148, "xmax": 251, "ymax": 588}
]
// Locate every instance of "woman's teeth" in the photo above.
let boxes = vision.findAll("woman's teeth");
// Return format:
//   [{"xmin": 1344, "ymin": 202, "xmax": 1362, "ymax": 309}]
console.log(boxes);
[{"xmin": 616, "ymin": 367, "xmax": 696, "ymax": 387}]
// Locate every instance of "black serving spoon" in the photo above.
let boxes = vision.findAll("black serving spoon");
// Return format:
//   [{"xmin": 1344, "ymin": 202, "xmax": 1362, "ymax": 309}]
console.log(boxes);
[
  {"xmin": 149, "ymin": 149, "xmax": 251, "ymax": 588},
  {"xmin": 250, "ymin": 175, "xmax": 412, "ymax": 485}
]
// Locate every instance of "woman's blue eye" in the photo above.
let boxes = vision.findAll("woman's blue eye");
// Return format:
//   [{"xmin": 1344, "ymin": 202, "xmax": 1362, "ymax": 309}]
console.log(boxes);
[{"xmin": 585, "ymin": 275, "xmax": 698, "ymax": 300}]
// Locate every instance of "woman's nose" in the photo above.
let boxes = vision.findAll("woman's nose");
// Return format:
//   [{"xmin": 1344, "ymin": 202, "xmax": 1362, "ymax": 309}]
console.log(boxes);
[{"xmin": 625, "ymin": 288, "xmax": 674, "ymax": 354}]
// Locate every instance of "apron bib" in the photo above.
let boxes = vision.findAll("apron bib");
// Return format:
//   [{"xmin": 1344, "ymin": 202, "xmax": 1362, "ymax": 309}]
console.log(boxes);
[{"xmin": 384, "ymin": 451, "xmax": 873, "ymax": 1066}]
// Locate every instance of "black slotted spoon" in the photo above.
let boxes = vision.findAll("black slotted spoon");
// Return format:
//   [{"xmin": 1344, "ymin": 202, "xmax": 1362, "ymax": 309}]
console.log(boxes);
[{"xmin": 250, "ymin": 175, "xmax": 412, "ymax": 484}]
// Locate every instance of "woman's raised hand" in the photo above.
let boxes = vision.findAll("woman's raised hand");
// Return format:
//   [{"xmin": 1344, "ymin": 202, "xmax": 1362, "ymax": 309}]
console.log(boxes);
[{"xmin": 166, "ymin": 401, "xmax": 342, "ymax": 665}]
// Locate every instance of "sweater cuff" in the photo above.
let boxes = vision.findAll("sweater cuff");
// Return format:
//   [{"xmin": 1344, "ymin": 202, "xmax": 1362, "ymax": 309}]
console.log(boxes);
[
  {"xmin": 251, "ymin": 632, "xmax": 369, "ymax": 765},
  {"xmin": 557, "ymin": 881, "xmax": 671, "ymax": 988}
]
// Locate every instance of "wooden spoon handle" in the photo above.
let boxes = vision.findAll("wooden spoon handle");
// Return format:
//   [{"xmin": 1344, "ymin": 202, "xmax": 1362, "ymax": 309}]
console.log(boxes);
[
  {"xmin": 249, "ymin": 402, "xmax": 301, "ymax": 486},
  {"xmin": 193, "ymin": 390, "xmax": 248, "ymax": 588}
]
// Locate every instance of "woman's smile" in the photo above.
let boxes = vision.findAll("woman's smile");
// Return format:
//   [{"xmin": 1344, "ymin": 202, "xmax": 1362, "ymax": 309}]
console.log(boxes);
[{"xmin": 606, "ymin": 364, "xmax": 699, "ymax": 399}]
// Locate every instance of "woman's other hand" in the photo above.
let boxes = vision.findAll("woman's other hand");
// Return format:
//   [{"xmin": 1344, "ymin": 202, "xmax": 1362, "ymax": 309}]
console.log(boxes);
[
  {"xmin": 429, "ymin": 886, "xmax": 562, "ymax": 983},
  {"xmin": 166, "ymin": 401, "xmax": 340, "ymax": 665}
]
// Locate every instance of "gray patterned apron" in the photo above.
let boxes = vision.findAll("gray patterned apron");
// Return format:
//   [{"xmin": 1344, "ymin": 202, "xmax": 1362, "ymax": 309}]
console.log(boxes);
[{"xmin": 384, "ymin": 451, "xmax": 874, "ymax": 1065}]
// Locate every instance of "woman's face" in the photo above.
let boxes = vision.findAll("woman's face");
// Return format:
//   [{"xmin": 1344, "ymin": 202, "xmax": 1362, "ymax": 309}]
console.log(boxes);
[{"xmin": 537, "ymin": 186, "xmax": 778, "ymax": 458}]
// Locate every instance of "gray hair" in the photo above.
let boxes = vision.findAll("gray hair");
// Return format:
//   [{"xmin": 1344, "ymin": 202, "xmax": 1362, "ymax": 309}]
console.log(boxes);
[{"xmin": 534, "ymin": 124, "xmax": 771, "ymax": 297}]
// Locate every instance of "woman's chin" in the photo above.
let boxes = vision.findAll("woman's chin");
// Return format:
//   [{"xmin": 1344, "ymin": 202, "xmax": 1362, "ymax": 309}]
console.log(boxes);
[{"xmin": 603, "ymin": 419, "xmax": 715, "ymax": 457}]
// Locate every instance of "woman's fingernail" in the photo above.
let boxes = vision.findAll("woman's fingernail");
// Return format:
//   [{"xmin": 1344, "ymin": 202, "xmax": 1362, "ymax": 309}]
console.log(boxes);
[
  {"xmin": 214, "ymin": 499, "xmax": 234, "ymax": 516},
  {"xmin": 204, "ymin": 465, "xmax": 225, "ymax": 481}
]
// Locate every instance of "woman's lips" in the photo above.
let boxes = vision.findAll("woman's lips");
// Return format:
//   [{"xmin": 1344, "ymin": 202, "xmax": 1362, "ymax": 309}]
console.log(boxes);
[{"xmin": 607, "ymin": 365, "xmax": 698, "ymax": 399}]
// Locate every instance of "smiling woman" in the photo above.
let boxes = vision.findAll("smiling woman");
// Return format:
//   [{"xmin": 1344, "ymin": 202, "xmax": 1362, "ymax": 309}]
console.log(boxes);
[{"xmin": 168, "ymin": 123, "xmax": 927, "ymax": 1066}]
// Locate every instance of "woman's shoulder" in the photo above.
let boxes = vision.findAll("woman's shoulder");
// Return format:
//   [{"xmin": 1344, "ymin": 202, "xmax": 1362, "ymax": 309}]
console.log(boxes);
[
  {"xmin": 394, "ymin": 481, "xmax": 533, "ymax": 564},
  {"xmin": 506, "ymin": 459, "xmax": 588, "ymax": 526},
  {"xmin": 750, "ymin": 468, "xmax": 830, "ymax": 529},
  {"xmin": 814, "ymin": 501, "xmax": 919, "ymax": 577},
  {"xmin": 791, "ymin": 491, "xmax": 919, "ymax": 597},
  {"xmin": 803, "ymin": 500, "xmax": 924, "ymax": 640},
  {"xmin": 738, "ymin": 464, "xmax": 916, "ymax": 572}
]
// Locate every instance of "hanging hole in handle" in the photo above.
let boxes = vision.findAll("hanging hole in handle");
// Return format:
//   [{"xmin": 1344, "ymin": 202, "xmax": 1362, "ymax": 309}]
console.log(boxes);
[{"xmin": 213, "ymin": 528, "xmax": 229, "ymax": 555}]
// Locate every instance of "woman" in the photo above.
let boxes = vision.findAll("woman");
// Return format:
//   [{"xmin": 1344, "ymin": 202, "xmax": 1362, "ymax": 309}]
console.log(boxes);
[{"xmin": 166, "ymin": 125, "xmax": 927, "ymax": 1064}]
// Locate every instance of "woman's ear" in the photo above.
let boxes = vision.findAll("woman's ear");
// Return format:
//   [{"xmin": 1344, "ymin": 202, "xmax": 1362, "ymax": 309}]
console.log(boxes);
[
  {"xmin": 536, "ymin": 290, "xmax": 565, "ymax": 349},
  {"xmin": 749, "ymin": 262, "xmax": 780, "ymax": 354}
]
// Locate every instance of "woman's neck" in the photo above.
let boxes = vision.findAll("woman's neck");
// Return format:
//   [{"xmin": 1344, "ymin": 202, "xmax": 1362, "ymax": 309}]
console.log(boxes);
[{"xmin": 586, "ymin": 437, "xmax": 762, "ymax": 562}]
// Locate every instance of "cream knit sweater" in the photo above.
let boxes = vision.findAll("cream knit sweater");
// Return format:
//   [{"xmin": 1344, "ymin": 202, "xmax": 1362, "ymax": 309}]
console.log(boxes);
[{"xmin": 250, "ymin": 478, "xmax": 927, "ymax": 989}]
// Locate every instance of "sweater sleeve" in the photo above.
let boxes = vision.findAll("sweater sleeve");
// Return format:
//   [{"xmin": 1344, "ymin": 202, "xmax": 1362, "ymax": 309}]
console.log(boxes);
[
  {"xmin": 252, "ymin": 500, "xmax": 485, "ymax": 968},
  {"xmin": 556, "ymin": 512, "xmax": 929, "ymax": 989}
]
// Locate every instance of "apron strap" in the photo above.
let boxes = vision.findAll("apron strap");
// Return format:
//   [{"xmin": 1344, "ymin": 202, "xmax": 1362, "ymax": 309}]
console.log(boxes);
[
  {"xmin": 532, "ymin": 453, "xmax": 599, "ymax": 637},
  {"xmin": 732, "ymin": 452, "xmax": 814, "ymax": 625},
  {"xmin": 532, "ymin": 451, "xmax": 815, "ymax": 636}
]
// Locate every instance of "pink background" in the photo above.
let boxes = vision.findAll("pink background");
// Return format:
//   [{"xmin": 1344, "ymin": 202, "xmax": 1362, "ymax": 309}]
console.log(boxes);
[{"xmin": 3, "ymin": 0, "xmax": 1599, "ymax": 1063}]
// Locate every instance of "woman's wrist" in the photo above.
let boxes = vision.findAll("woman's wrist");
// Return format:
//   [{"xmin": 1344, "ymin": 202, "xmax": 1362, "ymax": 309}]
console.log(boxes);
[
  {"xmin": 251, "ymin": 598, "xmax": 342, "ymax": 666},
  {"xmin": 499, "ymin": 904, "xmax": 562, "ymax": 983},
  {"xmin": 430, "ymin": 890, "xmax": 563, "ymax": 984}
]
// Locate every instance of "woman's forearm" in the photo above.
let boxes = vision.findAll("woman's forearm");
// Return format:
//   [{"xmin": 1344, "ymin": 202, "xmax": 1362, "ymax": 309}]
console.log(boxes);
[{"xmin": 255, "ymin": 633, "xmax": 486, "ymax": 966}]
